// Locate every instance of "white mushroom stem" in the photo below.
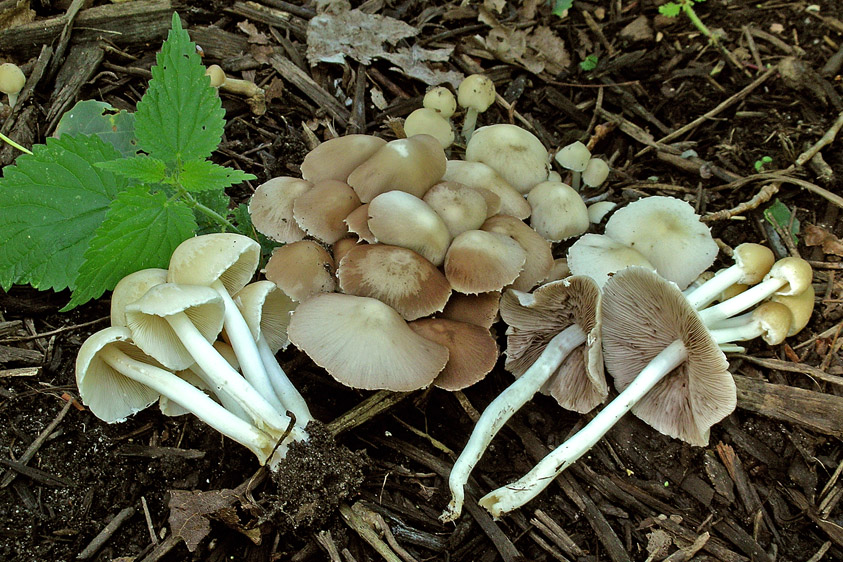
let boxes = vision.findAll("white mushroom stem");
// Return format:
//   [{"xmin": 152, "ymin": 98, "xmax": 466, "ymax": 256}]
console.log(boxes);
[
  {"xmin": 164, "ymin": 311, "xmax": 296, "ymax": 435},
  {"xmin": 256, "ymin": 333, "xmax": 313, "ymax": 425},
  {"xmin": 684, "ymin": 265, "xmax": 747, "ymax": 309},
  {"xmin": 462, "ymin": 108, "xmax": 480, "ymax": 142},
  {"xmin": 189, "ymin": 362, "xmax": 251, "ymax": 422},
  {"xmin": 708, "ymin": 321, "xmax": 770, "ymax": 344},
  {"xmin": 99, "ymin": 345, "xmax": 276, "ymax": 462},
  {"xmin": 478, "ymin": 340, "xmax": 688, "ymax": 518},
  {"xmin": 570, "ymin": 171, "xmax": 582, "ymax": 191},
  {"xmin": 211, "ymin": 279, "xmax": 287, "ymax": 414},
  {"xmin": 442, "ymin": 324, "xmax": 586, "ymax": 522},
  {"xmin": 697, "ymin": 276, "xmax": 786, "ymax": 325}
]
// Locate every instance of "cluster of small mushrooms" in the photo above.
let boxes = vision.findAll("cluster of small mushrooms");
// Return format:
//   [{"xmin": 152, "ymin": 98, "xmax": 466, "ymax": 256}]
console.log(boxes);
[{"xmin": 74, "ymin": 73, "xmax": 815, "ymax": 520}]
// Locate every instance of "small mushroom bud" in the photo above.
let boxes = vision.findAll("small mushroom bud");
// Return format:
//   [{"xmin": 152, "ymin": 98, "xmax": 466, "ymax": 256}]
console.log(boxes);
[
  {"xmin": 205, "ymin": 64, "xmax": 264, "ymax": 97},
  {"xmin": 0, "ymin": 63, "xmax": 25, "ymax": 108},
  {"xmin": 457, "ymin": 74, "xmax": 496, "ymax": 141},
  {"xmin": 423, "ymin": 86, "xmax": 457, "ymax": 118}
]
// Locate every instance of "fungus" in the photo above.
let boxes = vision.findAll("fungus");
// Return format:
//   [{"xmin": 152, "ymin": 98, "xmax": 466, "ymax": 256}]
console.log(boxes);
[
  {"xmin": 442, "ymin": 276, "xmax": 603, "ymax": 521},
  {"xmin": 110, "ymin": 268, "xmax": 168, "ymax": 327},
  {"xmin": 248, "ymin": 177, "xmax": 312, "ymax": 243},
  {"xmin": 424, "ymin": 86, "xmax": 457, "ymax": 118},
  {"xmin": 771, "ymin": 284, "xmax": 815, "ymax": 336},
  {"xmin": 465, "ymin": 124, "xmax": 549, "ymax": 194},
  {"xmin": 587, "ymin": 201, "xmax": 616, "ymax": 224},
  {"xmin": 554, "ymin": 141, "xmax": 590, "ymax": 190},
  {"xmin": 77, "ymin": 326, "xmax": 280, "ymax": 463},
  {"xmin": 300, "ymin": 134, "xmax": 387, "ymax": 184},
  {"xmin": 442, "ymin": 160, "xmax": 531, "ymax": 219},
  {"xmin": 292, "ymin": 179, "xmax": 361, "ymax": 244},
  {"xmin": 439, "ymin": 292, "xmax": 501, "ymax": 330},
  {"xmin": 684, "ymin": 243, "xmax": 775, "ymax": 309},
  {"xmin": 706, "ymin": 301, "xmax": 792, "ymax": 345},
  {"xmin": 287, "ymin": 293, "xmax": 449, "ymax": 391},
  {"xmin": 443, "ymin": 230, "xmax": 526, "ymax": 294},
  {"xmin": 0, "ymin": 63, "xmax": 25, "ymax": 107},
  {"xmin": 481, "ymin": 214, "xmax": 553, "ymax": 292},
  {"xmin": 367, "ymin": 190, "xmax": 452, "ymax": 266},
  {"xmin": 567, "ymin": 233, "xmax": 656, "ymax": 288},
  {"xmin": 604, "ymin": 196, "xmax": 718, "ymax": 289},
  {"xmin": 582, "ymin": 158, "xmax": 610, "ymax": 189},
  {"xmin": 457, "ymin": 74, "xmax": 496, "ymax": 141},
  {"xmin": 404, "ymin": 108, "xmax": 455, "ymax": 148},
  {"xmin": 422, "ymin": 181, "xmax": 488, "ymax": 238},
  {"xmin": 263, "ymin": 240, "xmax": 337, "ymax": 302},
  {"xmin": 526, "ymin": 181, "xmax": 590, "ymax": 242},
  {"xmin": 478, "ymin": 267, "xmax": 735, "ymax": 517},
  {"xmin": 344, "ymin": 204, "xmax": 376, "ymax": 243},
  {"xmin": 205, "ymin": 64, "xmax": 264, "ymax": 97}
]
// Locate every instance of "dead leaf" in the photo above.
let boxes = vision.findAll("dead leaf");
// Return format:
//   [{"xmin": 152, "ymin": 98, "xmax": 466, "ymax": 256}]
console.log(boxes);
[
  {"xmin": 306, "ymin": 5, "xmax": 418, "ymax": 65},
  {"xmin": 381, "ymin": 46, "xmax": 465, "ymax": 87},
  {"xmin": 478, "ymin": 8, "xmax": 569, "ymax": 75},
  {"xmin": 804, "ymin": 224, "xmax": 843, "ymax": 257},
  {"xmin": 237, "ymin": 20, "xmax": 270, "ymax": 45},
  {"xmin": 645, "ymin": 529, "xmax": 673, "ymax": 561},
  {"xmin": 527, "ymin": 26, "xmax": 571, "ymax": 75},
  {"xmin": 168, "ymin": 488, "xmax": 240, "ymax": 552},
  {"xmin": 0, "ymin": 0, "xmax": 35, "ymax": 31},
  {"xmin": 484, "ymin": 0, "xmax": 506, "ymax": 13}
]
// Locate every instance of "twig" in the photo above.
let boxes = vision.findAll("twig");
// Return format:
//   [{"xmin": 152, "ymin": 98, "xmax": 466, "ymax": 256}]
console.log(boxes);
[
  {"xmin": 701, "ymin": 184, "xmax": 779, "ymax": 221},
  {"xmin": 76, "ymin": 506, "xmax": 136, "ymax": 559},
  {"xmin": 796, "ymin": 110, "xmax": 843, "ymax": 166},
  {"xmin": 142, "ymin": 496, "xmax": 159, "ymax": 546},
  {"xmin": 0, "ymin": 316, "xmax": 108, "ymax": 344},
  {"xmin": 0, "ymin": 397, "xmax": 73, "ymax": 488},
  {"xmin": 734, "ymin": 354, "xmax": 843, "ymax": 388},
  {"xmin": 339, "ymin": 503, "xmax": 405, "ymax": 562},
  {"xmin": 326, "ymin": 390, "xmax": 410, "ymax": 436}
]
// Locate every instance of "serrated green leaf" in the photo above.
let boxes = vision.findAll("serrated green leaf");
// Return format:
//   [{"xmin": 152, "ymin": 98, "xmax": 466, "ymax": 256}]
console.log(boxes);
[
  {"xmin": 764, "ymin": 199, "xmax": 800, "ymax": 246},
  {"xmin": 54, "ymin": 100, "xmax": 139, "ymax": 158},
  {"xmin": 98, "ymin": 155, "xmax": 168, "ymax": 184},
  {"xmin": 134, "ymin": 13, "xmax": 224, "ymax": 163},
  {"xmin": 64, "ymin": 186, "xmax": 197, "ymax": 310},
  {"xmin": 551, "ymin": 0, "xmax": 573, "ymax": 16},
  {"xmin": 0, "ymin": 135, "xmax": 127, "ymax": 292},
  {"xmin": 659, "ymin": 3, "xmax": 682, "ymax": 17},
  {"xmin": 191, "ymin": 187, "xmax": 232, "ymax": 235},
  {"xmin": 178, "ymin": 159, "xmax": 256, "ymax": 192}
]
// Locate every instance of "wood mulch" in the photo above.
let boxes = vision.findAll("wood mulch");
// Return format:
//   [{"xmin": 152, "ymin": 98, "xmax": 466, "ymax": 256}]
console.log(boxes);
[{"xmin": 1, "ymin": 0, "xmax": 843, "ymax": 560}]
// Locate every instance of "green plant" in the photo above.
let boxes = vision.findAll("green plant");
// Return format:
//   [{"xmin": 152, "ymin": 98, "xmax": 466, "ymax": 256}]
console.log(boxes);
[
  {"xmin": 0, "ymin": 13, "xmax": 255, "ymax": 310},
  {"xmin": 754, "ymin": 155, "xmax": 773, "ymax": 172},
  {"xmin": 579, "ymin": 54, "xmax": 599, "ymax": 71},
  {"xmin": 550, "ymin": 0, "xmax": 573, "ymax": 17},
  {"xmin": 659, "ymin": 0, "xmax": 717, "ymax": 44}
]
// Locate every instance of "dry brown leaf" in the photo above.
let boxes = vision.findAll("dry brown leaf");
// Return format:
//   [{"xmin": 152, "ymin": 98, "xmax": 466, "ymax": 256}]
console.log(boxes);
[
  {"xmin": 527, "ymin": 26, "xmax": 571, "ymax": 75},
  {"xmin": 0, "ymin": 0, "xmax": 35, "ymax": 31},
  {"xmin": 168, "ymin": 488, "xmax": 240, "ymax": 552},
  {"xmin": 381, "ymin": 46, "xmax": 464, "ymax": 87},
  {"xmin": 804, "ymin": 224, "xmax": 843, "ymax": 256},
  {"xmin": 478, "ymin": 8, "xmax": 569, "ymax": 75}
]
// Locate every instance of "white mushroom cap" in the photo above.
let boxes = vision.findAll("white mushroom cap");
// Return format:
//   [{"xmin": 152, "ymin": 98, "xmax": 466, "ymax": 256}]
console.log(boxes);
[
  {"xmin": 110, "ymin": 268, "xmax": 168, "ymax": 327},
  {"xmin": 337, "ymin": 244, "xmax": 451, "ymax": 321},
  {"xmin": 263, "ymin": 240, "xmax": 337, "ymax": 302},
  {"xmin": 234, "ymin": 280, "xmax": 296, "ymax": 351},
  {"xmin": 444, "ymin": 230, "xmax": 526, "ymax": 294},
  {"xmin": 604, "ymin": 196, "xmax": 718, "ymax": 289},
  {"xmin": 0, "ymin": 63, "xmax": 25, "ymax": 106},
  {"xmin": 248, "ymin": 176, "xmax": 312, "ymax": 243},
  {"xmin": 442, "ymin": 160, "xmax": 531, "ymax": 220},
  {"xmin": 424, "ymin": 86, "xmax": 457, "ymax": 118},
  {"xmin": 367, "ymin": 190, "xmax": 452, "ymax": 266},
  {"xmin": 554, "ymin": 141, "xmax": 590, "ymax": 172},
  {"xmin": 481, "ymin": 214, "xmax": 553, "ymax": 292},
  {"xmin": 567, "ymin": 234, "xmax": 657, "ymax": 288},
  {"xmin": 292, "ymin": 179, "xmax": 361, "ymax": 244},
  {"xmin": 423, "ymin": 181, "xmax": 488, "ymax": 238},
  {"xmin": 404, "ymin": 109, "xmax": 455, "ymax": 148},
  {"xmin": 287, "ymin": 293, "xmax": 449, "ymax": 391},
  {"xmin": 408, "ymin": 318, "xmax": 498, "ymax": 391},
  {"xmin": 587, "ymin": 201, "xmax": 617, "ymax": 224},
  {"xmin": 347, "ymin": 135, "xmax": 447, "ymax": 202},
  {"xmin": 582, "ymin": 158, "xmax": 610, "ymax": 188},
  {"xmin": 167, "ymin": 233, "xmax": 260, "ymax": 295},
  {"xmin": 458, "ymin": 74, "xmax": 496, "ymax": 113},
  {"xmin": 300, "ymin": 134, "xmax": 387, "ymax": 184},
  {"xmin": 465, "ymin": 124, "xmax": 550, "ymax": 194},
  {"xmin": 527, "ymin": 181, "xmax": 590, "ymax": 242}
]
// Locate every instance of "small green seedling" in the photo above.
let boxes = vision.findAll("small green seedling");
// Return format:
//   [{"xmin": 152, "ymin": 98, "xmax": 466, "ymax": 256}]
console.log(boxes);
[
  {"xmin": 550, "ymin": 0, "xmax": 573, "ymax": 17},
  {"xmin": 764, "ymin": 199, "xmax": 800, "ymax": 246},
  {"xmin": 754, "ymin": 155, "xmax": 773, "ymax": 172},
  {"xmin": 659, "ymin": 0, "xmax": 717, "ymax": 44},
  {"xmin": 579, "ymin": 54, "xmax": 599, "ymax": 72},
  {"xmin": 0, "ymin": 13, "xmax": 255, "ymax": 309}
]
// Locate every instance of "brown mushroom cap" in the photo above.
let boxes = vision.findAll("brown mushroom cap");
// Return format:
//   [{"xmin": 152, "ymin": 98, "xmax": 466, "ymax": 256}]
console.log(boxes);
[
  {"xmin": 263, "ymin": 240, "xmax": 337, "ymax": 302},
  {"xmin": 292, "ymin": 179, "xmax": 361, "ymax": 244},
  {"xmin": 601, "ymin": 267, "xmax": 735, "ymax": 446},
  {"xmin": 409, "ymin": 318, "xmax": 499, "ymax": 391},
  {"xmin": 442, "ymin": 160, "xmax": 531, "ymax": 220},
  {"xmin": 367, "ymin": 191, "xmax": 452, "ymax": 266},
  {"xmin": 500, "ymin": 277, "xmax": 606, "ymax": 413},
  {"xmin": 444, "ymin": 230, "xmax": 526, "ymax": 294},
  {"xmin": 481, "ymin": 214, "xmax": 553, "ymax": 292},
  {"xmin": 344, "ymin": 204, "xmax": 376, "ymax": 243},
  {"xmin": 347, "ymin": 135, "xmax": 447, "ymax": 202},
  {"xmin": 332, "ymin": 236, "xmax": 361, "ymax": 264},
  {"xmin": 300, "ymin": 134, "xmax": 387, "ymax": 184},
  {"xmin": 287, "ymin": 293, "xmax": 449, "ymax": 391},
  {"xmin": 439, "ymin": 291, "xmax": 501, "ymax": 329},
  {"xmin": 337, "ymin": 244, "xmax": 451, "ymax": 321},
  {"xmin": 248, "ymin": 176, "xmax": 312, "ymax": 243}
]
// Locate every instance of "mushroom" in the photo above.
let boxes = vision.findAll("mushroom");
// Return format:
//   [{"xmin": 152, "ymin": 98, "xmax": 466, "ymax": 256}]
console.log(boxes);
[
  {"xmin": 683, "ymin": 243, "xmax": 776, "ymax": 309},
  {"xmin": 346, "ymin": 135, "xmax": 447, "ymax": 202},
  {"xmin": 0, "ymin": 63, "xmax": 25, "ymax": 108},
  {"xmin": 404, "ymin": 109, "xmax": 455, "ymax": 148},
  {"xmin": 168, "ymin": 234, "xmax": 286, "ymax": 415},
  {"xmin": 287, "ymin": 293, "xmax": 449, "ymax": 391},
  {"xmin": 77, "ymin": 326, "xmax": 280, "ymax": 463},
  {"xmin": 110, "ymin": 268, "xmax": 168, "ymax": 327},
  {"xmin": 123, "ymin": 283, "xmax": 297, "ymax": 436},
  {"xmin": 697, "ymin": 257, "xmax": 813, "ymax": 325},
  {"xmin": 264, "ymin": 240, "xmax": 337, "ymax": 301},
  {"xmin": 480, "ymin": 214, "xmax": 553, "ymax": 292},
  {"xmin": 582, "ymin": 158, "xmax": 610, "ymax": 189},
  {"xmin": 337, "ymin": 243, "xmax": 451, "ymax": 320},
  {"xmin": 477, "ymin": 267, "xmax": 735, "ymax": 517},
  {"xmin": 465, "ymin": 124, "xmax": 549, "ymax": 194},
  {"xmin": 604, "ymin": 196, "xmax": 719, "ymax": 289},
  {"xmin": 771, "ymin": 284, "xmax": 815, "ymax": 336},
  {"xmin": 567, "ymin": 233, "xmax": 657, "ymax": 288},
  {"xmin": 234, "ymin": 281, "xmax": 312, "ymax": 426},
  {"xmin": 444, "ymin": 230, "xmax": 526, "ymax": 294},
  {"xmin": 248, "ymin": 177, "xmax": 312, "ymax": 243},
  {"xmin": 422, "ymin": 181, "xmax": 488, "ymax": 238},
  {"xmin": 457, "ymin": 74, "xmax": 496, "ymax": 141},
  {"xmin": 442, "ymin": 276, "xmax": 603, "ymax": 521},
  {"xmin": 526, "ymin": 181, "xmax": 590, "ymax": 242},
  {"xmin": 587, "ymin": 201, "xmax": 616, "ymax": 224},
  {"xmin": 344, "ymin": 204, "xmax": 376, "ymax": 243},
  {"xmin": 423, "ymin": 86, "xmax": 457, "ymax": 118},
  {"xmin": 205, "ymin": 64, "xmax": 264, "ymax": 97},
  {"xmin": 554, "ymin": 141, "xmax": 590, "ymax": 190},
  {"xmin": 439, "ymin": 292, "xmax": 501, "ymax": 330},
  {"xmin": 292, "ymin": 179, "xmax": 361, "ymax": 244},
  {"xmin": 706, "ymin": 301, "xmax": 792, "ymax": 345},
  {"xmin": 367, "ymin": 190, "xmax": 452, "ymax": 266},
  {"xmin": 300, "ymin": 134, "xmax": 387, "ymax": 184},
  {"xmin": 442, "ymin": 160, "xmax": 531, "ymax": 219}
]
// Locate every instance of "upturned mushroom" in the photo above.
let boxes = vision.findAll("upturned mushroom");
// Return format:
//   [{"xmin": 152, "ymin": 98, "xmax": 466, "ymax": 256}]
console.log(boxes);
[
  {"xmin": 442, "ymin": 276, "xmax": 603, "ymax": 521},
  {"xmin": 477, "ymin": 267, "xmax": 736, "ymax": 517},
  {"xmin": 683, "ymin": 243, "xmax": 775, "ymax": 309},
  {"xmin": 248, "ymin": 176, "xmax": 313, "ymax": 243},
  {"xmin": 567, "ymin": 233, "xmax": 656, "ymax": 288}
]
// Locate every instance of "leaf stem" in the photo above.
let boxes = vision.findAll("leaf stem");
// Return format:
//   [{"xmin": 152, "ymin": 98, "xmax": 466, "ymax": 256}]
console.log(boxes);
[
  {"xmin": 180, "ymin": 191, "xmax": 242, "ymax": 233},
  {"xmin": 0, "ymin": 132, "xmax": 33, "ymax": 155}
]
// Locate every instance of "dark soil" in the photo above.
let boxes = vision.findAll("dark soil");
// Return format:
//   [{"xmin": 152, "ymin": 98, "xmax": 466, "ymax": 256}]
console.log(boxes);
[{"xmin": 2, "ymin": 1, "xmax": 843, "ymax": 561}]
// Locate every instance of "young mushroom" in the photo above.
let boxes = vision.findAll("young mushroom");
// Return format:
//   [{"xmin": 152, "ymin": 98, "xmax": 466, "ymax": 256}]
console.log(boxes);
[
  {"xmin": 457, "ymin": 74, "xmax": 496, "ymax": 141},
  {"xmin": 0, "ymin": 63, "xmax": 25, "ymax": 108},
  {"xmin": 442, "ymin": 276, "xmax": 604, "ymax": 521},
  {"xmin": 423, "ymin": 86, "xmax": 457, "ymax": 118},
  {"xmin": 205, "ymin": 64, "xmax": 264, "ymax": 97},
  {"xmin": 465, "ymin": 124, "xmax": 550, "ymax": 194},
  {"xmin": 404, "ymin": 108, "xmax": 455, "ymax": 148},
  {"xmin": 554, "ymin": 141, "xmax": 590, "ymax": 190},
  {"xmin": 582, "ymin": 158, "xmax": 610, "ymax": 189},
  {"xmin": 478, "ymin": 267, "xmax": 734, "ymax": 517}
]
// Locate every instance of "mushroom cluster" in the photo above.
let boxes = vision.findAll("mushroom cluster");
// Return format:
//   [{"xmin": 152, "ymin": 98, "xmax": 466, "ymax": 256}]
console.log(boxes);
[{"xmin": 75, "ymin": 233, "xmax": 309, "ymax": 468}]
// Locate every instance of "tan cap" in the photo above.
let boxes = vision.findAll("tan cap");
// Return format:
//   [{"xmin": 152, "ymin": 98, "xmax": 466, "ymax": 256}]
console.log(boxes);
[{"xmin": 409, "ymin": 318, "xmax": 498, "ymax": 391}]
